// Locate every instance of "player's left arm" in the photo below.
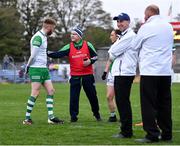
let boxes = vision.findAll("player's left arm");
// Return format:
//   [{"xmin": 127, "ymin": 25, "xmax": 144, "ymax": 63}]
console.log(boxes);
[{"xmin": 26, "ymin": 46, "xmax": 39, "ymax": 67}]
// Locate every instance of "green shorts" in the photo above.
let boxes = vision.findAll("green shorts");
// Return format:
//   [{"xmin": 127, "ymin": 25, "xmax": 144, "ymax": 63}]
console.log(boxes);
[{"xmin": 29, "ymin": 67, "xmax": 50, "ymax": 83}]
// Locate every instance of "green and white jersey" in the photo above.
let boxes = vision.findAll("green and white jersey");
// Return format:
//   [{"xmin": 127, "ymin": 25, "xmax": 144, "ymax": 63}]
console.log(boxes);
[{"xmin": 30, "ymin": 29, "xmax": 47, "ymax": 68}]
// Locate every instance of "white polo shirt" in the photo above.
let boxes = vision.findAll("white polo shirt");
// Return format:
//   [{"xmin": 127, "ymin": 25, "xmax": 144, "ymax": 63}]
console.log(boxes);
[
  {"xmin": 131, "ymin": 15, "xmax": 174, "ymax": 76},
  {"xmin": 108, "ymin": 28, "xmax": 137, "ymax": 76}
]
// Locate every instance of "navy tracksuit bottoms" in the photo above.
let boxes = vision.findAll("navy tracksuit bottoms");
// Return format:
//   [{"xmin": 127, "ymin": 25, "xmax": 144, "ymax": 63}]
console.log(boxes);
[{"xmin": 69, "ymin": 75, "xmax": 100, "ymax": 119}]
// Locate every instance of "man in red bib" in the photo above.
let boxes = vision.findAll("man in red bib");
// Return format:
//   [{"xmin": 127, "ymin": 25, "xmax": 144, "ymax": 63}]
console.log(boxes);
[{"xmin": 47, "ymin": 26, "xmax": 101, "ymax": 122}]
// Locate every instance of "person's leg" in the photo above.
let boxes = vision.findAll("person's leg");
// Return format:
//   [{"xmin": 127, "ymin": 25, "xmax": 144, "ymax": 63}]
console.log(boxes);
[
  {"xmin": 44, "ymin": 80, "xmax": 55, "ymax": 119},
  {"xmin": 23, "ymin": 67, "xmax": 44, "ymax": 124},
  {"xmin": 106, "ymin": 72, "xmax": 116, "ymax": 121},
  {"xmin": 43, "ymin": 80, "xmax": 64, "ymax": 124},
  {"xmin": 69, "ymin": 77, "xmax": 81, "ymax": 122},
  {"xmin": 82, "ymin": 75, "xmax": 101, "ymax": 120},
  {"xmin": 114, "ymin": 76, "xmax": 134, "ymax": 137},
  {"xmin": 23, "ymin": 82, "xmax": 41, "ymax": 124},
  {"xmin": 140, "ymin": 76, "xmax": 160, "ymax": 141},
  {"xmin": 107, "ymin": 85, "xmax": 117, "ymax": 122},
  {"xmin": 157, "ymin": 76, "xmax": 172, "ymax": 140}
]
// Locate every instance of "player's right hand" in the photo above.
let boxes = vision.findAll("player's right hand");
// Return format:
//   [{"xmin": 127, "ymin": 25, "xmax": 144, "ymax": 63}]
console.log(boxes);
[{"xmin": 101, "ymin": 72, "xmax": 107, "ymax": 80}]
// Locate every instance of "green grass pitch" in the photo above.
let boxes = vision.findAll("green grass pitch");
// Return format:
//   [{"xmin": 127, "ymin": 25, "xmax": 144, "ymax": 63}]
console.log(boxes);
[{"xmin": 0, "ymin": 83, "xmax": 179, "ymax": 145}]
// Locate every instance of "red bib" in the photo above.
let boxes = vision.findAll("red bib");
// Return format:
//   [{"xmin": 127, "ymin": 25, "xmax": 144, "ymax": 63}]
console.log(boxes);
[{"xmin": 69, "ymin": 41, "xmax": 93, "ymax": 76}]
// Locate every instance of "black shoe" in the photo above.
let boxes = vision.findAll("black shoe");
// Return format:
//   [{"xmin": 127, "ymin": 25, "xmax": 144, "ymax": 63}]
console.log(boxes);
[
  {"xmin": 48, "ymin": 117, "xmax": 64, "ymax": 124},
  {"xmin": 160, "ymin": 139, "xmax": 172, "ymax": 142},
  {"xmin": 96, "ymin": 117, "xmax": 102, "ymax": 121},
  {"xmin": 94, "ymin": 114, "xmax": 102, "ymax": 121},
  {"xmin": 160, "ymin": 136, "xmax": 172, "ymax": 142},
  {"xmin": 70, "ymin": 117, "xmax": 78, "ymax": 122},
  {"xmin": 108, "ymin": 115, "xmax": 117, "ymax": 122},
  {"xmin": 135, "ymin": 137, "xmax": 158, "ymax": 143},
  {"xmin": 23, "ymin": 119, "xmax": 33, "ymax": 125},
  {"xmin": 95, "ymin": 116, "xmax": 102, "ymax": 121}
]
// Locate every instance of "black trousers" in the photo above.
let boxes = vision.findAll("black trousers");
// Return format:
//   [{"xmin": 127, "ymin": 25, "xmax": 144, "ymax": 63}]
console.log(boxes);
[
  {"xmin": 114, "ymin": 76, "xmax": 135, "ymax": 137},
  {"xmin": 69, "ymin": 75, "xmax": 100, "ymax": 119},
  {"xmin": 140, "ymin": 76, "xmax": 172, "ymax": 141}
]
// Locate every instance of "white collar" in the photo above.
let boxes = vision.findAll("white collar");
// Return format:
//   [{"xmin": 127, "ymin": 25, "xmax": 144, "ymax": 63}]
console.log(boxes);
[
  {"xmin": 121, "ymin": 27, "xmax": 130, "ymax": 36},
  {"xmin": 145, "ymin": 15, "xmax": 160, "ymax": 23},
  {"xmin": 40, "ymin": 29, "xmax": 46, "ymax": 36}
]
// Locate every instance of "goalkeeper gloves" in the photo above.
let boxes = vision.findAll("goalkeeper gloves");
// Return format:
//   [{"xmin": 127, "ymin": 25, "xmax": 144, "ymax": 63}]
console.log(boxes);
[{"xmin": 101, "ymin": 71, "xmax": 107, "ymax": 80}]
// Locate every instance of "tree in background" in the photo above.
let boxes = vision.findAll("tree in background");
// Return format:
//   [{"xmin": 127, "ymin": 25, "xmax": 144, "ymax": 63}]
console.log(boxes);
[
  {"xmin": 84, "ymin": 26, "xmax": 111, "ymax": 48},
  {"xmin": 17, "ymin": 0, "xmax": 112, "ymax": 51},
  {"xmin": 17, "ymin": 0, "xmax": 50, "ymax": 54},
  {"xmin": 49, "ymin": 0, "xmax": 112, "ymax": 32},
  {"xmin": 0, "ymin": 0, "xmax": 113, "ymax": 61},
  {"xmin": 0, "ymin": 0, "xmax": 17, "ymax": 7},
  {"xmin": 0, "ymin": 0, "xmax": 24, "ymax": 61},
  {"xmin": 133, "ymin": 18, "xmax": 142, "ymax": 34}
]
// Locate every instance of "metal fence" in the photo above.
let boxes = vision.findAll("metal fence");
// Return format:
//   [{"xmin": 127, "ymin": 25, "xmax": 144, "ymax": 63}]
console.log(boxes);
[
  {"xmin": 1, "ymin": 45, "xmax": 180, "ymax": 83},
  {"xmin": 0, "ymin": 62, "xmax": 105, "ymax": 83},
  {"xmin": 0, "ymin": 62, "xmax": 70, "ymax": 83},
  {"xmin": 0, "ymin": 62, "xmax": 28, "ymax": 83}
]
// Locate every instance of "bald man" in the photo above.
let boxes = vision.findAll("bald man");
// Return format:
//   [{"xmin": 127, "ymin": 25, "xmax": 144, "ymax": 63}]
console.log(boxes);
[{"xmin": 132, "ymin": 5, "xmax": 173, "ymax": 143}]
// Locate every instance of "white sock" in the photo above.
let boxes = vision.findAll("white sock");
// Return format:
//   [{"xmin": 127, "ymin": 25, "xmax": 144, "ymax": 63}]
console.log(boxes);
[{"xmin": 110, "ymin": 112, "xmax": 116, "ymax": 117}]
